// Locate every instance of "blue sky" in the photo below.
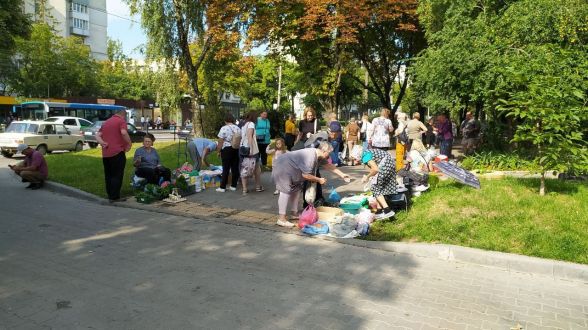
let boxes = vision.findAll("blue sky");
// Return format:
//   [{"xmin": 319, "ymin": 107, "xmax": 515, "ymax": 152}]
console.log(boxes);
[
  {"xmin": 106, "ymin": 0, "xmax": 146, "ymax": 59},
  {"xmin": 105, "ymin": 1, "xmax": 267, "ymax": 59}
]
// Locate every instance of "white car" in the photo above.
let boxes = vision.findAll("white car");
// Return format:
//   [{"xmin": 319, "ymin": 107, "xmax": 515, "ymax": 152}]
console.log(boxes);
[
  {"xmin": 45, "ymin": 116, "xmax": 94, "ymax": 135},
  {"xmin": 0, "ymin": 121, "xmax": 85, "ymax": 158}
]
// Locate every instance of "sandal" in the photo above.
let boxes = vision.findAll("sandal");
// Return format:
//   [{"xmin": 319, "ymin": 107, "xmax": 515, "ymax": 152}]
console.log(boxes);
[
  {"xmin": 242, "ymin": 189, "xmax": 248, "ymax": 196},
  {"xmin": 255, "ymin": 186, "xmax": 265, "ymax": 192}
]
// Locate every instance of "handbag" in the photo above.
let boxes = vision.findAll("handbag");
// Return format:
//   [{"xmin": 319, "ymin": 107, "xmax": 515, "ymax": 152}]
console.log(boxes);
[{"xmin": 239, "ymin": 146, "xmax": 250, "ymax": 157}]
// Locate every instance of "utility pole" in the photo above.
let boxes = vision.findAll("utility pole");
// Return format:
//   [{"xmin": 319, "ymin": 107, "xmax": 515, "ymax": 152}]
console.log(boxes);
[{"xmin": 276, "ymin": 65, "xmax": 282, "ymax": 111}]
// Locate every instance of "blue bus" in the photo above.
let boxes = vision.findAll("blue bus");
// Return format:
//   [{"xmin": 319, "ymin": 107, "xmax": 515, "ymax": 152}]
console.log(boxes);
[{"xmin": 18, "ymin": 101, "xmax": 127, "ymax": 122}]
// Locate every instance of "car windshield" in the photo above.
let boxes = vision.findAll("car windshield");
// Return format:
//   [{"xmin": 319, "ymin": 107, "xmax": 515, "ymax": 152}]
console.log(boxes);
[
  {"xmin": 5, "ymin": 123, "xmax": 39, "ymax": 133},
  {"xmin": 45, "ymin": 118, "xmax": 59, "ymax": 122}
]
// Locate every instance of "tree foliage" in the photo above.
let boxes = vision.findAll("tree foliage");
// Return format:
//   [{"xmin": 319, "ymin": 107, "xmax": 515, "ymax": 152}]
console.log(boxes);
[
  {"xmin": 97, "ymin": 39, "xmax": 156, "ymax": 101},
  {"xmin": 414, "ymin": 0, "xmax": 588, "ymax": 194},
  {"xmin": 0, "ymin": 0, "xmax": 31, "ymax": 90},
  {"xmin": 249, "ymin": 0, "xmax": 424, "ymax": 114},
  {"xmin": 126, "ymin": 0, "xmax": 256, "ymax": 136},
  {"xmin": 9, "ymin": 23, "xmax": 98, "ymax": 98}
]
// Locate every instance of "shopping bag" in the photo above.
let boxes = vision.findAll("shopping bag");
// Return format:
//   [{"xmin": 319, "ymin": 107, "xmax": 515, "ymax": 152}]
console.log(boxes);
[
  {"xmin": 305, "ymin": 181, "xmax": 317, "ymax": 204},
  {"xmin": 327, "ymin": 186, "xmax": 341, "ymax": 204},
  {"xmin": 298, "ymin": 205, "xmax": 318, "ymax": 229}
]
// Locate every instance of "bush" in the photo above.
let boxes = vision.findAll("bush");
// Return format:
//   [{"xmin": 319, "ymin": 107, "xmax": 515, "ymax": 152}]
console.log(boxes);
[{"xmin": 461, "ymin": 151, "xmax": 539, "ymax": 172}]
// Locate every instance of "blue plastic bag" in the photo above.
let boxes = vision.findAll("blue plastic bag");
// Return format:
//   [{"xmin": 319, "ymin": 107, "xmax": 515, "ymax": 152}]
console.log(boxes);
[
  {"xmin": 301, "ymin": 221, "xmax": 330, "ymax": 235},
  {"xmin": 327, "ymin": 186, "xmax": 342, "ymax": 204}
]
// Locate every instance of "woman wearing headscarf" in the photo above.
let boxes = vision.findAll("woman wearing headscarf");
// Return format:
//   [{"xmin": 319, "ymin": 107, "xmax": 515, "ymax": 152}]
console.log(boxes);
[{"xmin": 350, "ymin": 146, "xmax": 396, "ymax": 220}]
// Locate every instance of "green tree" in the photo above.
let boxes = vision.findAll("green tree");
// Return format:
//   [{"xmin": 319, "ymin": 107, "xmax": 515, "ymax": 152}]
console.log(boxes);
[
  {"xmin": 414, "ymin": 0, "xmax": 588, "ymax": 194},
  {"xmin": 499, "ymin": 45, "xmax": 588, "ymax": 195},
  {"xmin": 98, "ymin": 39, "xmax": 156, "ymax": 100},
  {"xmin": 9, "ymin": 23, "xmax": 98, "ymax": 98},
  {"xmin": 126, "ymin": 0, "xmax": 255, "ymax": 137},
  {"xmin": 0, "ymin": 0, "xmax": 31, "ymax": 91}
]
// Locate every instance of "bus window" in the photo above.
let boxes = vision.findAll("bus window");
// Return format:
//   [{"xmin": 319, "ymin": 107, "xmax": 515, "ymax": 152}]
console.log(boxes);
[
  {"xmin": 76, "ymin": 109, "xmax": 85, "ymax": 118},
  {"xmin": 49, "ymin": 107, "xmax": 65, "ymax": 117}
]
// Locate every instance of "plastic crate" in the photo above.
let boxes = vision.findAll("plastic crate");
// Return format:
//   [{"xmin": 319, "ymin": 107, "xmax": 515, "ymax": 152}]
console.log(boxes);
[{"xmin": 339, "ymin": 202, "xmax": 362, "ymax": 215}]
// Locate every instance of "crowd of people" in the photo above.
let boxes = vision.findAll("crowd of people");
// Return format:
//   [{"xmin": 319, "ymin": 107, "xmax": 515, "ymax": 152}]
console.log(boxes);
[{"xmin": 7, "ymin": 105, "xmax": 480, "ymax": 227}]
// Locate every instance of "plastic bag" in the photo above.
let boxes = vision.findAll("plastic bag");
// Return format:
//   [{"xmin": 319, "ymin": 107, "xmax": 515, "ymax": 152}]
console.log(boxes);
[
  {"xmin": 301, "ymin": 221, "xmax": 330, "ymax": 235},
  {"xmin": 356, "ymin": 208, "xmax": 375, "ymax": 224},
  {"xmin": 305, "ymin": 182, "xmax": 317, "ymax": 204},
  {"xmin": 298, "ymin": 205, "xmax": 318, "ymax": 229},
  {"xmin": 327, "ymin": 186, "xmax": 341, "ymax": 204}
]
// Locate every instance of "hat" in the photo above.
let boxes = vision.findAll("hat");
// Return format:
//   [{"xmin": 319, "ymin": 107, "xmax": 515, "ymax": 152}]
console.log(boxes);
[{"xmin": 16, "ymin": 144, "xmax": 29, "ymax": 153}]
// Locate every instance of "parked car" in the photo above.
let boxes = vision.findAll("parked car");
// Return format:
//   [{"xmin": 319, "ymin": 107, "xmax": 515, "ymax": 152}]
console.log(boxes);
[
  {"xmin": 0, "ymin": 121, "xmax": 85, "ymax": 158},
  {"xmin": 45, "ymin": 116, "xmax": 94, "ymax": 135},
  {"xmin": 82, "ymin": 121, "xmax": 147, "ymax": 148}
]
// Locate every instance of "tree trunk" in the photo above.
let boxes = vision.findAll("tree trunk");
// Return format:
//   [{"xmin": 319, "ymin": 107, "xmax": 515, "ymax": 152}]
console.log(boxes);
[
  {"xmin": 391, "ymin": 75, "xmax": 409, "ymax": 113},
  {"xmin": 191, "ymin": 98, "xmax": 204, "ymax": 137},
  {"xmin": 539, "ymin": 172, "xmax": 546, "ymax": 196}
]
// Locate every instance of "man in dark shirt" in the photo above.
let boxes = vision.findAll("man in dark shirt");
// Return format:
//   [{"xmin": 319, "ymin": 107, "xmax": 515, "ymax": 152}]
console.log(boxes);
[{"xmin": 9, "ymin": 144, "xmax": 48, "ymax": 190}]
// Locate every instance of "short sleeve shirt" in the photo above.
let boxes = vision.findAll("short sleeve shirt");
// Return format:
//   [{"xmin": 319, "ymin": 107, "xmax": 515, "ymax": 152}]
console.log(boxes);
[
  {"xmin": 192, "ymin": 138, "xmax": 217, "ymax": 155},
  {"xmin": 26, "ymin": 150, "xmax": 48, "ymax": 178},
  {"xmin": 99, "ymin": 115, "xmax": 128, "ymax": 158},
  {"xmin": 272, "ymin": 148, "xmax": 318, "ymax": 193},
  {"xmin": 134, "ymin": 147, "xmax": 160, "ymax": 169},
  {"xmin": 218, "ymin": 124, "xmax": 240, "ymax": 149},
  {"xmin": 241, "ymin": 122, "xmax": 255, "ymax": 147},
  {"xmin": 285, "ymin": 120, "xmax": 296, "ymax": 135}
]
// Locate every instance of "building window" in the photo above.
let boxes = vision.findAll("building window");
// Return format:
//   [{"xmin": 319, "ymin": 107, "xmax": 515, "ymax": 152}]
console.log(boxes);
[
  {"xmin": 71, "ymin": 2, "xmax": 88, "ymax": 14},
  {"xmin": 72, "ymin": 17, "xmax": 89, "ymax": 30}
]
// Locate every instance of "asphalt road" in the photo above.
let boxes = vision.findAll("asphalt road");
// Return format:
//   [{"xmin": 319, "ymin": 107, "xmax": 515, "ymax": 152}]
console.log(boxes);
[{"xmin": 0, "ymin": 156, "xmax": 587, "ymax": 329}]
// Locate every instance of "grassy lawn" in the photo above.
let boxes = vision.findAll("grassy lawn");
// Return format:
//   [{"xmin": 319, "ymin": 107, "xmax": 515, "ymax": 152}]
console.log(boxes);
[
  {"xmin": 367, "ymin": 178, "xmax": 588, "ymax": 264},
  {"xmin": 45, "ymin": 141, "xmax": 220, "ymax": 198},
  {"xmin": 46, "ymin": 145, "xmax": 588, "ymax": 264}
]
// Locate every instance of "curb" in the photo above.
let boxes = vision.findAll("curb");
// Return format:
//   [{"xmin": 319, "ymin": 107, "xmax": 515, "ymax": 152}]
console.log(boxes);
[{"xmin": 46, "ymin": 180, "xmax": 588, "ymax": 283}]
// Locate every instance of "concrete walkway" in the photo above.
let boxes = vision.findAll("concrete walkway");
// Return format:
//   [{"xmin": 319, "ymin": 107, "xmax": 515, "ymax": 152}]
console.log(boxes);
[{"xmin": 1, "ymin": 160, "xmax": 587, "ymax": 329}]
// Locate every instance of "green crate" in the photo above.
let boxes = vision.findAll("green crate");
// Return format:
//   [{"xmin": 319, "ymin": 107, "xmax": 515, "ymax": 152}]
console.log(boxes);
[{"xmin": 339, "ymin": 202, "xmax": 362, "ymax": 215}]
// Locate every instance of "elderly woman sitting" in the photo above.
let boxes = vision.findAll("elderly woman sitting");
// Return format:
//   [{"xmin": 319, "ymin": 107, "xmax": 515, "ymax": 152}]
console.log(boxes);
[
  {"xmin": 271, "ymin": 141, "xmax": 350, "ymax": 228},
  {"xmin": 350, "ymin": 146, "xmax": 396, "ymax": 219},
  {"xmin": 133, "ymin": 133, "xmax": 171, "ymax": 185}
]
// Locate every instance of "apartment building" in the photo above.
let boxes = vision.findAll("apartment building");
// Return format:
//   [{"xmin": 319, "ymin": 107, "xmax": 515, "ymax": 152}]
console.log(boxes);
[{"xmin": 24, "ymin": 0, "xmax": 107, "ymax": 60}]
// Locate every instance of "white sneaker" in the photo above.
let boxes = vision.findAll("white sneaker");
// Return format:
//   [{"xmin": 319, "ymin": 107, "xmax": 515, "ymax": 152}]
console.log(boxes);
[
  {"xmin": 276, "ymin": 219, "xmax": 295, "ymax": 228},
  {"xmin": 374, "ymin": 209, "xmax": 395, "ymax": 220},
  {"xmin": 228, "ymin": 186, "xmax": 237, "ymax": 191},
  {"xmin": 397, "ymin": 186, "xmax": 408, "ymax": 193},
  {"xmin": 216, "ymin": 188, "xmax": 226, "ymax": 192},
  {"xmin": 273, "ymin": 189, "xmax": 279, "ymax": 195}
]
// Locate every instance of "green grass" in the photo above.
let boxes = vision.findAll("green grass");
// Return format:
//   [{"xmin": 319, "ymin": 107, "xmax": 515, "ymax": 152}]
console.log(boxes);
[
  {"xmin": 367, "ymin": 178, "xmax": 588, "ymax": 264},
  {"xmin": 46, "ymin": 146, "xmax": 588, "ymax": 264},
  {"xmin": 45, "ymin": 141, "xmax": 220, "ymax": 198}
]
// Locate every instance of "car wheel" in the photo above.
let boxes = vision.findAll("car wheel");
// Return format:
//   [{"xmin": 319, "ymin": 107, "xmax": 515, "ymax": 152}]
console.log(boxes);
[
  {"xmin": 88, "ymin": 142, "xmax": 98, "ymax": 148},
  {"xmin": 74, "ymin": 141, "xmax": 83, "ymax": 152},
  {"xmin": 36, "ymin": 144, "xmax": 48, "ymax": 155},
  {"xmin": 1, "ymin": 150, "xmax": 13, "ymax": 158}
]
